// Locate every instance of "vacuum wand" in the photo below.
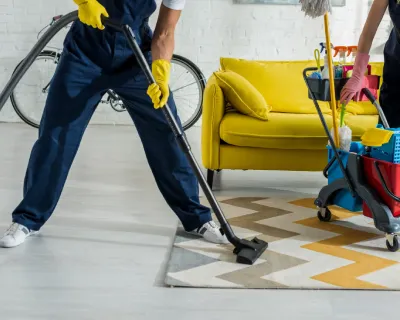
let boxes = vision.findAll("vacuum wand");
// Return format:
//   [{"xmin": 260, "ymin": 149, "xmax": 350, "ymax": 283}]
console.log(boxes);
[
  {"xmin": 102, "ymin": 17, "xmax": 268, "ymax": 264},
  {"xmin": 104, "ymin": 18, "xmax": 235, "ymax": 235}
]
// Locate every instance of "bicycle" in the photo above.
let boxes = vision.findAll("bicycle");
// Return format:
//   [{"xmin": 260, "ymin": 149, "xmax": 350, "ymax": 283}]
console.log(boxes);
[{"xmin": 10, "ymin": 15, "xmax": 206, "ymax": 131}]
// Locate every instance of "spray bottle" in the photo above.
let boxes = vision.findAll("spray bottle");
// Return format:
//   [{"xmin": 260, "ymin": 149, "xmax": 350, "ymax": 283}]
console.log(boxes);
[
  {"xmin": 333, "ymin": 46, "xmax": 347, "ymax": 78},
  {"xmin": 320, "ymin": 42, "xmax": 334, "ymax": 80},
  {"xmin": 347, "ymin": 45, "xmax": 358, "ymax": 63},
  {"xmin": 345, "ymin": 45, "xmax": 370, "ymax": 77}
]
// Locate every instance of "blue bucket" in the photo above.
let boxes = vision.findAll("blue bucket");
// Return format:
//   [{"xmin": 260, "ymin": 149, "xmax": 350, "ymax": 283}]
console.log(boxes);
[{"xmin": 327, "ymin": 142, "xmax": 364, "ymax": 212}]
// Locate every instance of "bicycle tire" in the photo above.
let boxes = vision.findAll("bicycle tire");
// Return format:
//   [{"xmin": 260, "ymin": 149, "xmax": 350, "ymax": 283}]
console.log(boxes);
[
  {"xmin": 10, "ymin": 50, "xmax": 59, "ymax": 129},
  {"xmin": 11, "ymin": 52, "xmax": 205, "ymax": 131},
  {"xmin": 171, "ymin": 54, "xmax": 205, "ymax": 131}
]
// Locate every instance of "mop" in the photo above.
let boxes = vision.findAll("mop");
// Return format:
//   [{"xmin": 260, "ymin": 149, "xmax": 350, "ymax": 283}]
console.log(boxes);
[
  {"xmin": 300, "ymin": 0, "xmax": 349, "ymax": 151},
  {"xmin": 300, "ymin": 0, "xmax": 332, "ymax": 18}
]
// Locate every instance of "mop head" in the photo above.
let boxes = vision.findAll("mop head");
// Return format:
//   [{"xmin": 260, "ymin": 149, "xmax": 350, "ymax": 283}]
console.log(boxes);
[
  {"xmin": 329, "ymin": 126, "xmax": 352, "ymax": 152},
  {"xmin": 300, "ymin": 0, "xmax": 332, "ymax": 18}
]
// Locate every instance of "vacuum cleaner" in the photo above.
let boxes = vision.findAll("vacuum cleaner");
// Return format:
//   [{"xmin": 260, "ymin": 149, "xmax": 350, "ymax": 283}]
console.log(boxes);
[{"xmin": 0, "ymin": 12, "xmax": 268, "ymax": 265}]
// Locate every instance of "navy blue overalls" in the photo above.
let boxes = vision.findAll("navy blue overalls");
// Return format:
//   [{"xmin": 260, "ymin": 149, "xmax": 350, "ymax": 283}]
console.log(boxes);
[
  {"xmin": 380, "ymin": 0, "xmax": 400, "ymax": 127},
  {"xmin": 11, "ymin": 0, "xmax": 212, "ymax": 232}
]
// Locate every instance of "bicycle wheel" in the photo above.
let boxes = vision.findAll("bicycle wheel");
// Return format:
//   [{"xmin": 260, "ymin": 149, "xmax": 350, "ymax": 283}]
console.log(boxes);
[
  {"xmin": 11, "ymin": 50, "xmax": 60, "ymax": 128},
  {"xmin": 170, "ymin": 54, "xmax": 205, "ymax": 130},
  {"xmin": 11, "ymin": 52, "xmax": 206, "ymax": 131}
]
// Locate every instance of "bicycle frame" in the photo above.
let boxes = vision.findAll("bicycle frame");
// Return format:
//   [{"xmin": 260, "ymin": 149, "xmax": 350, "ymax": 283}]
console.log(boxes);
[{"xmin": 35, "ymin": 51, "xmax": 120, "ymax": 104}]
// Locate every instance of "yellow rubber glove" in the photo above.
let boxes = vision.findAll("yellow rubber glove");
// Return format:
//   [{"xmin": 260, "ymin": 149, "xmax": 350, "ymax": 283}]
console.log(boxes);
[
  {"xmin": 73, "ymin": 0, "xmax": 109, "ymax": 30},
  {"xmin": 147, "ymin": 59, "xmax": 171, "ymax": 109}
]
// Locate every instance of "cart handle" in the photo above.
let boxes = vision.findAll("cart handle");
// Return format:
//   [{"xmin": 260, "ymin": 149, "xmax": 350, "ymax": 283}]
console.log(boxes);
[
  {"xmin": 361, "ymin": 88, "xmax": 389, "ymax": 129},
  {"xmin": 373, "ymin": 161, "xmax": 400, "ymax": 203},
  {"xmin": 323, "ymin": 155, "xmax": 336, "ymax": 178},
  {"xmin": 303, "ymin": 67, "xmax": 318, "ymax": 79}
]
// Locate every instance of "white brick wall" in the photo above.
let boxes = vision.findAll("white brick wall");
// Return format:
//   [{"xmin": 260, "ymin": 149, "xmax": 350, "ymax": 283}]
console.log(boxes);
[{"xmin": 0, "ymin": 0, "xmax": 391, "ymax": 124}]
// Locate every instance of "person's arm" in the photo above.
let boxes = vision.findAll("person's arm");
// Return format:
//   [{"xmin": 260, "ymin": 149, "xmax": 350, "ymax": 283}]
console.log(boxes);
[
  {"xmin": 151, "ymin": 3, "xmax": 183, "ymax": 62},
  {"xmin": 147, "ymin": 0, "xmax": 185, "ymax": 109},
  {"xmin": 358, "ymin": 0, "xmax": 388, "ymax": 54},
  {"xmin": 340, "ymin": 0, "xmax": 388, "ymax": 104}
]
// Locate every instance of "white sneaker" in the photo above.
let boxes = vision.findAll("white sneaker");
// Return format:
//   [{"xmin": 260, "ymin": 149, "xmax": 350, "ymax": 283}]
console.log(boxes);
[
  {"xmin": 0, "ymin": 223, "xmax": 38, "ymax": 248},
  {"xmin": 188, "ymin": 221, "xmax": 229, "ymax": 244}
]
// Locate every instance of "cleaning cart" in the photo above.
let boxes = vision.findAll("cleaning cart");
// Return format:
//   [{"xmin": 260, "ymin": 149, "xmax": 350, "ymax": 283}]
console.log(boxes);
[{"xmin": 303, "ymin": 66, "xmax": 400, "ymax": 252}]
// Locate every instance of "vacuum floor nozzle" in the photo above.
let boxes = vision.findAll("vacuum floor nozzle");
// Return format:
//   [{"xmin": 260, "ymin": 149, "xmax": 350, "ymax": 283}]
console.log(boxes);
[{"xmin": 234, "ymin": 237, "xmax": 268, "ymax": 265}]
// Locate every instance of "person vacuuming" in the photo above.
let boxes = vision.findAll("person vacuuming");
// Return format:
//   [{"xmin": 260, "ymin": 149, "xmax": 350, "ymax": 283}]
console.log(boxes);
[
  {"xmin": 0, "ymin": 0, "xmax": 228, "ymax": 248},
  {"xmin": 341, "ymin": 0, "xmax": 399, "ymax": 128}
]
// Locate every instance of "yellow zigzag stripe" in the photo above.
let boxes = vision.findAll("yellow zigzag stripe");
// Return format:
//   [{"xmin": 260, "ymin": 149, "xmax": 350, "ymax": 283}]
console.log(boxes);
[{"xmin": 291, "ymin": 198, "xmax": 398, "ymax": 289}]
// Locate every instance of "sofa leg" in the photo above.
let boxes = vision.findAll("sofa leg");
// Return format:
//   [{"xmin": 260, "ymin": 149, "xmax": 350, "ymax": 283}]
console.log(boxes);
[{"xmin": 207, "ymin": 170, "xmax": 214, "ymax": 189}]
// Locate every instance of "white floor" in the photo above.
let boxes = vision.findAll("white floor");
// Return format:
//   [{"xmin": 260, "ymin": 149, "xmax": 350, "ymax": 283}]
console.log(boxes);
[{"xmin": 0, "ymin": 123, "xmax": 397, "ymax": 320}]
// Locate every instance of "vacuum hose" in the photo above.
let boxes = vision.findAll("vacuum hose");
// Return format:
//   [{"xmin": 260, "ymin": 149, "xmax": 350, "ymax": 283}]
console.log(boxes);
[{"xmin": 0, "ymin": 11, "xmax": 78, "ymax": 113}]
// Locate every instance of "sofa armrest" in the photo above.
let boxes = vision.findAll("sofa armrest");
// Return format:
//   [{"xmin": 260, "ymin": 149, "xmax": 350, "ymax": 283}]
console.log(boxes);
[{"xmin": 201, "ymin": 74, "xmax": 226, "ymax": 170}]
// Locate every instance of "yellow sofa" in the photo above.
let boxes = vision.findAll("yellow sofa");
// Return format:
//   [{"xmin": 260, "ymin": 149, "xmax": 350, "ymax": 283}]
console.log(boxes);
[{"xmin": 201, "ymin": 58, "xmax": 383, "ymax": 187}]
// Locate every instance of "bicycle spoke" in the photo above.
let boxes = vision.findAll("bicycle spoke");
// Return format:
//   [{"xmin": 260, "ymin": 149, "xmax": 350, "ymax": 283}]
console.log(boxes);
[
  {"xmin": 171, "ymin": 70, "xmax": 191, "ymax": 90},
  {"xmin": 169, "ymin": 56, "xmax": 204, "ymax": 129},
  {"xmin": 171, "ymin": 80, "xmax": 201, "ymax": 93}
]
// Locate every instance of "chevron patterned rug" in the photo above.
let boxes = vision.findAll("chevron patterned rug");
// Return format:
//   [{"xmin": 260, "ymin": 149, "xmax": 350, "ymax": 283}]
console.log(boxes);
[{"xmin": 165, "ymin": 195, "xmax": 400, "ymax": 290}]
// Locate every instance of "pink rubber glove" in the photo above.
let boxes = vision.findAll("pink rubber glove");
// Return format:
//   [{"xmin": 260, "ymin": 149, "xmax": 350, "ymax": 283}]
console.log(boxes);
[{"xmin": 340, "ymin": 52, "xmax": 370, "ymax": 105}]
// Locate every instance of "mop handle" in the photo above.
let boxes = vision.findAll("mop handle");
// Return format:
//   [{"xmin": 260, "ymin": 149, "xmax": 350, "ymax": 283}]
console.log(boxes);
[{"xmin": 323, "ymin": 14, "xmax": 340, "ymax": 147}]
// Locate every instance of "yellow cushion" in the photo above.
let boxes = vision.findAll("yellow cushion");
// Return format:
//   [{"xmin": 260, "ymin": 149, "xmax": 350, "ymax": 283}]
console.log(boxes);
[
  {"xmin": 214, "ymin": 70, "xmax": 270, "ymax": 120},
  {"xmin": 219, "ymin": 112, "xmax": 334, "ymax": 150},
  {"xmin": 344, "ymin": 101, "xmax": 379, "ymax": 116},
  {"xmin": 220, "ymin": 58, "xmax": 332, "ymax": 115}
]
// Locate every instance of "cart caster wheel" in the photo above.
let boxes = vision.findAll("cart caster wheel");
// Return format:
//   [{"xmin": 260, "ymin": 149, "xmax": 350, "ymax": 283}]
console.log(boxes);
[
  {"xmin": 386, "ymin": 235, "xmax": 399, "ymax": 252},
  {"xmin": 317, "ymin": 208, "xmax": 332, "ymax": 222}
]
